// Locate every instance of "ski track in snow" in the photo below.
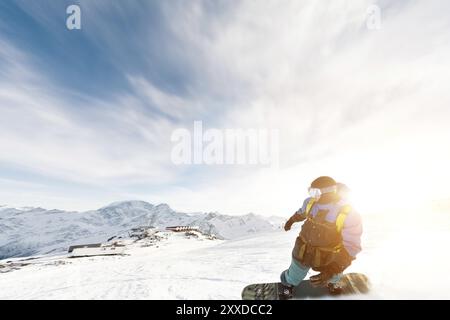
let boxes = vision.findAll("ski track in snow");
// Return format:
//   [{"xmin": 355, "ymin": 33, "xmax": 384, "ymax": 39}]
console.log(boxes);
[{"xmin": 1, "ymin": 215, "xmax": 450, "ymax": 299}]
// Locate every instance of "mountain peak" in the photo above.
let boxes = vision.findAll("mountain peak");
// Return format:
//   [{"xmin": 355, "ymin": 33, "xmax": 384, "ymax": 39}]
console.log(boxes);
[{"xmin": 100, "ymin": 200, "xmax": 155, "ymax": 210}]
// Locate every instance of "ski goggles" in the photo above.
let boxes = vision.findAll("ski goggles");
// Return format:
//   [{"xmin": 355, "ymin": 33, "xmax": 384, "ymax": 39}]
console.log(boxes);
[{"xmin": 308, "ymin": 185, "xmax": 337, "ymax": 198}]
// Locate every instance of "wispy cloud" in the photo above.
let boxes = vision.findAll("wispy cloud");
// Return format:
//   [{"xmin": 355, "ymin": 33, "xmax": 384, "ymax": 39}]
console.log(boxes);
[{"xmin": 0, "ymin": 1, "xmax": 449, "ymax": 214}]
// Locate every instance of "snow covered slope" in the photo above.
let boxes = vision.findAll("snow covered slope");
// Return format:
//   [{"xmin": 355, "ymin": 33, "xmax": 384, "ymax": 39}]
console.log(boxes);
[
  {"xmin": 0, "ymin": 201, "xmax": 283, "ymax": 259},
  {"xmin": 1, "ymin": 209, "xmax": 450, "ymax": 299}
]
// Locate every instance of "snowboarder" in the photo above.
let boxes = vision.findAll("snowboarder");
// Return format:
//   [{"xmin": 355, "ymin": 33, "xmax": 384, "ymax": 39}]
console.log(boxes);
[{"xmin": 280, "ymin": 176, "xmax": 362, "ymax": 299}]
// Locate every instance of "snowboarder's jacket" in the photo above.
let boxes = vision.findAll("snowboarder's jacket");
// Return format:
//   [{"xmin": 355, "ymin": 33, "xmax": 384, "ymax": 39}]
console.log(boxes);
[{"xmin": 291, "ymin": 197, "xmax": 362, "ymax": 271}]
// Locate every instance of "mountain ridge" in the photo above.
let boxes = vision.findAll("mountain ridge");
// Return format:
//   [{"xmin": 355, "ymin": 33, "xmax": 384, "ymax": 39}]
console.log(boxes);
[{"xmin": 0, "ymin": 200, "xmax": 284, "ymax": 260}]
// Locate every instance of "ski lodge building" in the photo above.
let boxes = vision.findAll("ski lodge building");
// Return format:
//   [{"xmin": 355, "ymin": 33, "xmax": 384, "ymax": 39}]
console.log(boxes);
[
  {"xmin": 165, "ymin": 226, "xmax": 199, "ymax": 232},
  {"xmin": 68, "ymin": 243, "xmax": 125, "ymax": 258}
]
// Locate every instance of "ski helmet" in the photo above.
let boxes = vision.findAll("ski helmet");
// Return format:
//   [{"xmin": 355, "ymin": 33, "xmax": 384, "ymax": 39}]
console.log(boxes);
[
  {"xmin": 308, "ymin": 176, "xmax": 337, "ymax": 198},
  {"xmin": 310, "ymin": 176, "xmax": 337, "ymax": 189}
]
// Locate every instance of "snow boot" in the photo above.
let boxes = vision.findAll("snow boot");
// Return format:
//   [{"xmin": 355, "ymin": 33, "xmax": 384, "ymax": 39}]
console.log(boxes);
[
  {"xmin": 327, "ymin": 283, "xmax": 343, "ymax": 295},
  {"xmin": 279, "ymin": 283, "xmax": 294, "ymax": 300}
]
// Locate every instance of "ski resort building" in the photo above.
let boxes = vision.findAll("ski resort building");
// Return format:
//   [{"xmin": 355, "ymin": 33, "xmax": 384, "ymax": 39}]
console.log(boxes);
[
  {"xmin": 166, "ymin": 226, "xmax": 199, "ymax": 232},
  {"xmin": 129, "ymin": 226, "xmax": 158, "ymax": 239},
  {"xmin": 68, "ymin": 243, "xmax": 125, "ymax": 258},
  {"xmin": 68, "ymin": 243, "xmax": 102, "ymax": 253}
]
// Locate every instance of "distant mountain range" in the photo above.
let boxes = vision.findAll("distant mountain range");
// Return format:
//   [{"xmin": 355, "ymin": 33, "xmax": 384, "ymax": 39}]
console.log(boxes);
[{"xmin": 0, "ymin": 201, "xmax": 284, "ymax": 260}]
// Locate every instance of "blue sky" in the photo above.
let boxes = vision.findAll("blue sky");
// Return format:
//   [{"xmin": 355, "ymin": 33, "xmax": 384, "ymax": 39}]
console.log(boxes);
[{"xmin": 0, "ymin": 0, "xmax": 449, "ymax": 216}]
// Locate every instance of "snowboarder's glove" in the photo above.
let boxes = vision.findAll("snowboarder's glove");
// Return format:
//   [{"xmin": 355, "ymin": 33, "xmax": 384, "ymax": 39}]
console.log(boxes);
[
  {"xmin": 284, "ymin": 218, "xmax": 294, "ymax": 231},
  {"xmin": 284, "ymin": 213, "xmax": 306, "ymax": 231}
]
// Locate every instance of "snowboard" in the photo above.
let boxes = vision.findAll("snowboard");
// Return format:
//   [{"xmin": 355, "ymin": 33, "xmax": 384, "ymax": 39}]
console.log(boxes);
[{"xmin": 241, "ymin": 273, "xmax": 370, "ymax": 300}]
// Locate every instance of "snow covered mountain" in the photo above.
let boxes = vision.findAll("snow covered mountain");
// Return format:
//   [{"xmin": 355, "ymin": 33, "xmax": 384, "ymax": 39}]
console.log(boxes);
[{"xmin": 0, "ymin": 201, "xmax": 284, "ymax": 259}]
